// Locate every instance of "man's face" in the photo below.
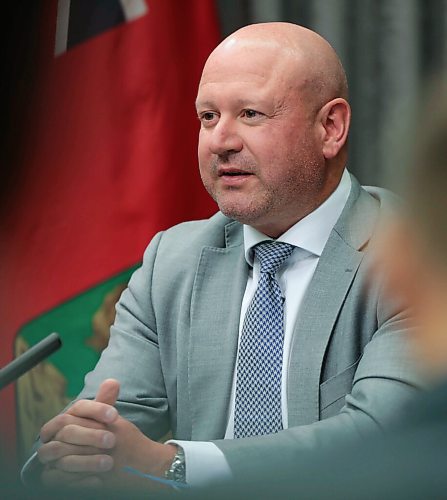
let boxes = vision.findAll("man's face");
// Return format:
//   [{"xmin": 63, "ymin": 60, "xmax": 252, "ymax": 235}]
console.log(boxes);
[{"xmin": 196, "ymin": 42, "xmax": 326, "ymax": 237}]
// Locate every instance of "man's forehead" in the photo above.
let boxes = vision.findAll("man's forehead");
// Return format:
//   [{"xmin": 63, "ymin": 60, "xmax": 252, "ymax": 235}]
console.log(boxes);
[
  {"xmin": 199, "ymin": 47, "xmax": 293, "ymax": 94},
  {"xmin": 200, "ymin": 35, "xmax": 307, "ymax": 87},
  {"xmin": 202, "ymin": 38, "xmax": 291, "ymax": 77},
  {"xmin": 196, "ymin": 68, "xmax": 284, "ymax": 109},
  {"xmin": 199, "ymin": 67, "xmax": 273, "ymax": 88}
]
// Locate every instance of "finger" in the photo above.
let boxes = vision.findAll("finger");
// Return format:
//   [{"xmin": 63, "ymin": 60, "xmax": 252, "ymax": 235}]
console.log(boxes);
[
  {"xmin": 68, "ymin": 475, "xmax": 104, "ymax": 490},
  {"xmin": 41, "ymin": 467, "xmax": 85, "ymax": 487},
  {"xmin": 42, "ymin": 468, "xmax": 104, "ymax": 490},
  {"xmin": 53, "ymin": 424, "xmax": 116, "ymax": 449},
  {"xmin": 54, "ymin": 454, "xmax": 114, "ymax": 473},
  {"xmin": 95, "ymin": 378, "xmax": 120, "ymax": 406},
  {"xmin": 66, "ymin": 399, "xmax": 118, "ymax": 424},
  {"xmin": 41, "ymin": 413, "xmax": 107, "ymax": 443},
  {"xmin": 38, "ymin": 441, "xmax": 107, "ymax": 464}
]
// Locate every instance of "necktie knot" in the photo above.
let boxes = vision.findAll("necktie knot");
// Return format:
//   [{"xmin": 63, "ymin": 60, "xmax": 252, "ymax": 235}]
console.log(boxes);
[{"xmin": 254, "ymin": 242, "xmax": 295, "ymax": 275}]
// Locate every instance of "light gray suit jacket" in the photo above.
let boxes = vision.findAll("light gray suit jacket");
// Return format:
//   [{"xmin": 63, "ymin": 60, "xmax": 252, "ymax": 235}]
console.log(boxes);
[{"xmin": 77, "ymin": 175, "xmax": 423, "ymax": 476}]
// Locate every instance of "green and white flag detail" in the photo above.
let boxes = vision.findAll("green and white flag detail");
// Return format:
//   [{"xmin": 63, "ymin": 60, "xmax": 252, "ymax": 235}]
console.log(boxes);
[{"xmin": 15, "ymin": 266, "xmax": 137, "ymax": 458}]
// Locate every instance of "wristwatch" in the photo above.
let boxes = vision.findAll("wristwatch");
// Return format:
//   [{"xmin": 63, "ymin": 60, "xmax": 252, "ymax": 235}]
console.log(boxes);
[{"xmin": 165, "ymin": 445, "xmax": 186, "ymax": 484}]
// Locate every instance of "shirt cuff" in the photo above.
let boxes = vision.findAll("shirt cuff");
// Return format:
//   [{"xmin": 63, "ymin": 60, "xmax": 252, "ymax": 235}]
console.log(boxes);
[{"xmin": 167, "ymin": 440, "xmax": 233, "ymax": 487}]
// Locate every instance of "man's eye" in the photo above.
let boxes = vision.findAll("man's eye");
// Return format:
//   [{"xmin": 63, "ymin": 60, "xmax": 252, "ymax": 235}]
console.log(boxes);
[
  {"xmin": 242, "ymin": 109, "xmax": 262, "ymax": 119},
  {"xmin": 201, "ymin": 112, "xmax": 216, "ymax": 121}
]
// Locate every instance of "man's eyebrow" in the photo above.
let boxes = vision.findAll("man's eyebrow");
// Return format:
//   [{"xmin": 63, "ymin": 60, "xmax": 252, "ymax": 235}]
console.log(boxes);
[
  {"xmin": 195, "ymin": 98, "xmax": 263, "ymax": 110},
  {"xmin": 195, "ymin": 100, "xmax": 215, "ymax": 110}
]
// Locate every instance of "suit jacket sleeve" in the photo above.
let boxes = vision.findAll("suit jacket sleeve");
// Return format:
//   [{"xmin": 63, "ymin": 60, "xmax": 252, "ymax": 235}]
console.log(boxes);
[
  {"xmin": 21, "ymin": 231, "xmax": 170, "ymax": 481},
  {"xmin": 76, "ymin": 231, "xmax": 171, "ymax": 441}
]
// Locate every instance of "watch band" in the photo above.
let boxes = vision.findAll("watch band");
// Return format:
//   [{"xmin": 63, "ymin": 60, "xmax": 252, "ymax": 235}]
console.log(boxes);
[{"xmin": 164, "ymin": 445, "xmax": 186, "ymax": 484}]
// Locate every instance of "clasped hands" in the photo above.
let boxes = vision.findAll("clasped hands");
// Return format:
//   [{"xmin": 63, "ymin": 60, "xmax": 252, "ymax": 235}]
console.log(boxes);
[{"xmin": 37, "ymin": 378, "xmax": 176, "ymax": 491}]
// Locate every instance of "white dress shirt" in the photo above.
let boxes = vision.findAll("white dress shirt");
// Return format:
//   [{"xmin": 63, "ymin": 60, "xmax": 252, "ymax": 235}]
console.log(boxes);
[{"xmin": 170, "ymin": 169, "xmax": 352, "ymax": 486}]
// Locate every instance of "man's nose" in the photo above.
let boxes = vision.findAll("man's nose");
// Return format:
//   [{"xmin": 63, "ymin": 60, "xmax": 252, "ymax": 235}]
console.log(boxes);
[{"xmin": 208, "ymin": 119, "xmax": 243, "ymax": 155}]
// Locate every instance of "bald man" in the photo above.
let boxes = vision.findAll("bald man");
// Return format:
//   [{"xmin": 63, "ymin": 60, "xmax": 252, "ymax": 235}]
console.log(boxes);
[{"xmin": 23, "ymin": 23, "xmax": 422, "ymax": 492}]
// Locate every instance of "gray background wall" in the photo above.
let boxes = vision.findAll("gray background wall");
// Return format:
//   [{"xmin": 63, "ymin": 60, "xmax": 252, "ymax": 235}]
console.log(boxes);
[{"xmin": 216, "ymin": 0, "xmax": 447, "ymax": 186}]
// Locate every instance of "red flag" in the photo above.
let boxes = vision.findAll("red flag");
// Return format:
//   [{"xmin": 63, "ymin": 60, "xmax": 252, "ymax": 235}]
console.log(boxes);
[{"xmin": 0, "ymin": 0, "xmax": 219, "ymax": 464}]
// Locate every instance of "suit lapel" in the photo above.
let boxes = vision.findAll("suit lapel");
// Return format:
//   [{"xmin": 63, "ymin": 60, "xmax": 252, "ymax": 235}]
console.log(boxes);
[
  {"xmin": 188, "ymin": 221, "xmax": 248, "ymax": 440},
  {"xmin": 287, "ymin": 232, "xmax": 363, "ymax": 425},
  {"xmin": 287, "ymin": 176, "xmax": 379, "ymax": 426}
]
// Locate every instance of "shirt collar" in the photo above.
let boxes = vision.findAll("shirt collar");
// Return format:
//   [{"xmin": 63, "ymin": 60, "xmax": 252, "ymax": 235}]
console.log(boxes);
[{"xmin": 243, "ymin": 169, "xmax": 352, "ymax": 266}]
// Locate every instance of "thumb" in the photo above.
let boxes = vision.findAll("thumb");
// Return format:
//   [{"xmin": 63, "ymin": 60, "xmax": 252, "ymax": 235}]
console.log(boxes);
[{"xmin": 95, "ymin": 378, "xmax": 120, "ymax": 406}]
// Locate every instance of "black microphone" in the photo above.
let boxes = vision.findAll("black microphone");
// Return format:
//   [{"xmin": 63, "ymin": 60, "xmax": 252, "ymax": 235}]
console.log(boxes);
[{"xmin": 0, "ymin": 332, "xmax": 62, "ymax": 390}]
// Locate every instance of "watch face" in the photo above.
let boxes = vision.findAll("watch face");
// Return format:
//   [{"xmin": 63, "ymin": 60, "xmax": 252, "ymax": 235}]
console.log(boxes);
[
  {"xmin": 166, "ymin": 449, "xmax": 186, "ymax": 483},
  {"xmin": 173, "ymin": 464, "xmax": 186, "ymax": 482}
]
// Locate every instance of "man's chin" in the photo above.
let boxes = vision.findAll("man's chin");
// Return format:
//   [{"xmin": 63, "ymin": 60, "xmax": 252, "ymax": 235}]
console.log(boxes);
[{"xmin": 218, "ymin": 204, "xmax": 263, "ymax": 225}]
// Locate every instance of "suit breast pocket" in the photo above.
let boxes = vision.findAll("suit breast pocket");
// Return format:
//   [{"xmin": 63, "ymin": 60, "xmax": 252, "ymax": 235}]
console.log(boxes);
[{"xmin": 319, "ymin": 359, "xmax": 360, "ymax": 420}]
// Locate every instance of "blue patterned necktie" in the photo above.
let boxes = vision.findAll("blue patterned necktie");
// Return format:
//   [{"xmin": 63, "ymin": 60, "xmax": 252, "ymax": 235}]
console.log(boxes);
[{"xmin": 234, "ymin": 241, "xmax": 295, "ymax": 438}]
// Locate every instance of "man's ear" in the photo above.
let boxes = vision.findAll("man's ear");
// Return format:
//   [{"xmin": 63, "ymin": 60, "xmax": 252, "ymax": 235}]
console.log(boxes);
[{"xmin": 317, "ymin": 98, "xmax": 351, "ymax": 159}]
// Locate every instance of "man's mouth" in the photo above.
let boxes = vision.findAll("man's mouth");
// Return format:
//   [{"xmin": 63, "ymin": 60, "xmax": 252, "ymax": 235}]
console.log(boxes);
[{"xmin": 218, "ymin": 168, "xmax": 253, "ymax": 177}]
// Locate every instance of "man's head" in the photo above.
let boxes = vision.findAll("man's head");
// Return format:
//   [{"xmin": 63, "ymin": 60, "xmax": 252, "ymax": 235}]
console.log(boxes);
[
  {"xmin": 378, "ymin": 78, "xmax": 447, "ymax": 377},
  {"xmin": 196, "ymin": 22, "xmax": 350, "ymax": 237}
]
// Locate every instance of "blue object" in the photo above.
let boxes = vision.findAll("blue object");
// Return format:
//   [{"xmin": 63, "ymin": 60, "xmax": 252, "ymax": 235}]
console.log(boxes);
[{"xmin": 122, "ymin": 465, "xmax": 190, "ymax": 490}]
